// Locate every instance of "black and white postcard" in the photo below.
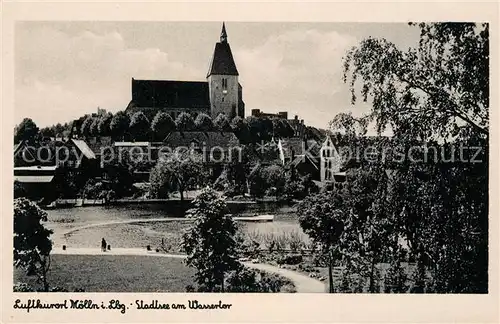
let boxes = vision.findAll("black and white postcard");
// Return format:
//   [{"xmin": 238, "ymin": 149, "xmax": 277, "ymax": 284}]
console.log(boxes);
[{"xmin": 2, "ymin": 1, "xmax": 499, "ymax": 323}]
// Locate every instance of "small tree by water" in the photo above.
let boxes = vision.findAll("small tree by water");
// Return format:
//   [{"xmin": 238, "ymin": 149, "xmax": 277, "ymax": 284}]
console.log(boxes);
[
  {"xmin": 297, "ymin": 192, "xmax": 345, "ymax": 293},
  {"xmin": 181, "ymin": 187, "xmax": 241, "ymax": 292}
]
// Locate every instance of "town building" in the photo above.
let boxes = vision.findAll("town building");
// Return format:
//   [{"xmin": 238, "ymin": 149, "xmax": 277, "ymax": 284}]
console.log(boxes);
[
  {"xmin": 251, "ymin": 109, "xmax": 307, "ymax": 138},
  {"xmin": 162, "ymin": 131, "xmax": 240, "ymax": 178},
  {"xmin": 14, "ymin": 165, "xmax": 58, "ymax": 200},
  {"xmin": 126, "ymin": 23, "xmax": 245, "ymax": 121},
  {"xmin": 320, "ymin": 135, "xmax": 346, "ymax": 188},
  {"xmin": 277, "ymin": 137, "xmax": 321, "ymax": 181},
  {"xmin": 251, "ymin": 109, "xmax": 288, "ymax": 119}
]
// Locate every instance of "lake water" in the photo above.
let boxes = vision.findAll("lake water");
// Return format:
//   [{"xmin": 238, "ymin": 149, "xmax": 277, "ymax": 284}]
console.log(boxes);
[{"xmin": 45, "ymin": 204, "xmax": 309, "ymax": 251}]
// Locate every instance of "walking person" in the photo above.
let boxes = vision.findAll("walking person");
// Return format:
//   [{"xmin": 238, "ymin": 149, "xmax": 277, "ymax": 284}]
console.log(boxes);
[{"xmin": 101, "ymin": 238, "xmax": 107, "ymax": 252}]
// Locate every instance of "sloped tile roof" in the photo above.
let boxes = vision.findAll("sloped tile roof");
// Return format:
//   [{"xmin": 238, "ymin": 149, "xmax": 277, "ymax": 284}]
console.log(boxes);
[
  {"xmin": 207, "ymin": 42, "xmax": 239, "ymax": 77},
  {"xmin": 14, "ymin": 141, "xmax": 23, "ymax": 155},
  {"xmin": 14, "ymin": 175, "xmax": 54, "ymax": 183},
  {"xmin": 164, "ymin": 131, "xmax": 240, "ymax": 149},
  {"xmin": 131, "ymin": 79, "xmax": 210, "ymax": 109},
  {"xmin": 279, "ymin": 137, "xmax": 305, "ymax": 159},
  {"xmin": 71, "ymin": 139, "xmax": 97, "ymax": 159}
]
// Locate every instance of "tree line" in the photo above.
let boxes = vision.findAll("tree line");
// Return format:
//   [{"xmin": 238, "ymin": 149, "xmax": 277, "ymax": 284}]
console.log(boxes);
[{"xmin": 15, "ymin": 110, "xmax": 299, "ymax": 144}]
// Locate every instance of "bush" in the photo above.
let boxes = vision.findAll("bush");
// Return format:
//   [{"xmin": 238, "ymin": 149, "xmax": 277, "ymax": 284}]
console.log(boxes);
[
  {"xmin": 288, "ymin": 230, "xmax": 304, "ymax": 252},
  {"xmin": 13, "ymin": 282, "xmax": 34, "ymax": 292},
  {"xmin": 14, "ymin": 181, "xmax": 27, "ymax": 199},
  {"xmin": 82, "ymin": 179, "xmax": 107, "ymax": 199},
  {"xmin": 225, "ymin": 268, "xmax": 296, "ymax": 293},
  {"xmin": 384, "ymin": 261, "xmax": 410, "ymax": 293},
  {"xmin": 105, "ymin": 189, "xmax": 117, "ymax": 202},
  {"xmin": 277, "ymin": 254, "xmax": 303, "ymax": 265},
  {"xmin": 223, "ymin": 184, "xmax": 241, "ymax": 198},
  {"xmin": 13, "ymin": 283, "xmax": 85, "ymax": 292},
  {"xmin": 225, "ymin": 268, "xmax": 261, "ymax": 292}
]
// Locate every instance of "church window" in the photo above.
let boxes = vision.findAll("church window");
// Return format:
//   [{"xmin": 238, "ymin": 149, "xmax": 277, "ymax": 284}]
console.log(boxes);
[
  {"xmin": 222, "ymin": 78, "xmax": 228, "ymax": 90},
  {"xmin": 222, "ymin": 97, "xmax": 224, "ymax": 102}
]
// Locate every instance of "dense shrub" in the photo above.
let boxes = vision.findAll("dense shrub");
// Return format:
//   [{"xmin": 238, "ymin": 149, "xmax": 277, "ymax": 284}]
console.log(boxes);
[
  {"xmin": 14, "ymin": 181, "xmax": 27, "ymax": 199},
  {"xmin": 13, "ymin": 283, "xmax": 85, "ymax": 292},
  {"xmin": 225, "ymin": 268, "xmax": 296, "ymax": 293},
  {"xmin": 13, "ymin": 282, "xmax": 35, "ymax": 292},
  {"xmin": 277, "ymin": 254, "xmax": 303, "ymax": 265}
]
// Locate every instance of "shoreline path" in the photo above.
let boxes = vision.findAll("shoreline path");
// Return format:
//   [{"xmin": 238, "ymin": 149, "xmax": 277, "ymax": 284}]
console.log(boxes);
[
  {"xmin": 52, "ymin": 247, "xmax": 325, "ymax": 293},
  {"xmin": 52, "ymin": 218, "xmax": 326, "ymax": 293}
]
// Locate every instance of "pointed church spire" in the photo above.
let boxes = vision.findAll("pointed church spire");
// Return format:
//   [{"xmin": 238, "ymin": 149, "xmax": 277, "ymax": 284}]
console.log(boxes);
[
  {"xmin": 220, "ymin": 22, "xmax": 227, "ymax": 43},
  {"xmin": 207, "ymin": 22, "xmax": 238, "ymax": 77}
]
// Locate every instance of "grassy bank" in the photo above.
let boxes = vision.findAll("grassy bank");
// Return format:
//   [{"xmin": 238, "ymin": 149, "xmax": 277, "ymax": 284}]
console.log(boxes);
[{"xmin": 14, "ymin": 254, "xmax": 195, "ymax": 292}]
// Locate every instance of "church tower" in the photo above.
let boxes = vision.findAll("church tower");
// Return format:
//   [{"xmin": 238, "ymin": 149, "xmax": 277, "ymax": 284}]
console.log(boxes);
[{"xmin": 207, "ymin": 23, "xmax": 243, "ymax": 119}]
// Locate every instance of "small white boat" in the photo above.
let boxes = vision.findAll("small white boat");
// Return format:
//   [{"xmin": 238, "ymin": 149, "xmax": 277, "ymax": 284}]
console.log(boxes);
[
  {"xmin": 232, "ymin": 214, "xmax": 274, "ymax": 222},
  {"xmin": 45, "ymin": 201, "xmax": 57, "ymax": 209}
]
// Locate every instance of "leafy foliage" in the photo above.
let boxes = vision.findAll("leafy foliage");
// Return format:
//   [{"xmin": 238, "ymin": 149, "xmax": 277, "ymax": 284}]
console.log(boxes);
[
  {"xmin": 231, "ymin": 116, "xmax": 251, "ymax": 143},
  {"xmin": 151, "ymin": 112, "xmax": 176, "ymax": 140},
  {"xmin": 15, "ymin": 118, "xmax": 39, "ymax": 143},
  {"xmin": 90, "ymin": 117, "xmax": 100, "ymax": 136},
  {"xmin": 326, "ymin": 22, "xmax": 490, "ymax": 293},
  {"xmin": 182, "ymin": 188, "xmax": 241, "ymax": 292},
  {"xmin": 261, "ymin": 165, "xmax": 286, "ymax": 198},
  {"xmin": 14, "ymin": 198, "xmax": 53, "ymax": 292},
  {"xmin": 14, "ymin": 181, "xmax": 27, "ymax": 199},
  {"xmin": 297, "ymin": 192, "xmax": 346, "ymax": 292},
  {"xmin": 343, "ymin": 23, "xmax": 489, "ymax": 139},
  {"xmin": 194, "ymin": 113, "xmax": 215, "ymax": 131},
  {"xmin": 214, "ymin": 113, "xmax": 232, "ymax": 132},
  {"xmin": 175, "ymin": 112, "xmax": 195, "ymax": 132},
  {"xmin": 329, "ymin": 112, "xmax": 369, "ymax": 138},
  {"xmin": 80, "ymin": 115, "xmax": 94, "ymax": 138},
  {"xmin": 272, "ymin": 119, "xmax": 295, "ymax": 138},
  {"xmin": 149, "ymin": 151, "xmax": 206, "ymax": 210},
  {"xmin": 97, "ymin": 112, "xmax": 114, "ymax": 136},
  {"xmin": 225, "ymin": 268, "xmax": 296, "ymax": 293},
  {"xmin": 129, "ymin": 111, "xmax": 150, "ymax": 141},
  {"xmin": 110, "ymin": 111, "xmax": 130, "ymax": 140}
]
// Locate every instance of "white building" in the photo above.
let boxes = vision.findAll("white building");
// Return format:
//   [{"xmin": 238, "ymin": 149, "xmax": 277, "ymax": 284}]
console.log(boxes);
[{"xmin": 320, "ymin": 136, "xmax": 345, "ymax": 186}]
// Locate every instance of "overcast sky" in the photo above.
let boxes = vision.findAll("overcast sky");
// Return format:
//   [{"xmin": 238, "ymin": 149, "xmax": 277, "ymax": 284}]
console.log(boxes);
[{"xmin": 15, "ymin": 22, "xmax": 420, "ymax": 129}]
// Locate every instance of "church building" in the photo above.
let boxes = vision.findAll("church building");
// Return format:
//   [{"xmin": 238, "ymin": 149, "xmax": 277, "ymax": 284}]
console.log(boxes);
[{"xmin": 126, "ymin": 23, "xmax": 245, "ymax": 121}]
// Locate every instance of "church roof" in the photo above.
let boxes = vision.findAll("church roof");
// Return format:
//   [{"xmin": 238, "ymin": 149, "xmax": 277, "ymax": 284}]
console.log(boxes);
[
  {"xmin": 207, "ymin": 24, "xmax": 239, "ymax": 77},
  {"xmin": 131, "ymin": 79, "xmax": 210, "ymax": 109},
  {"xmin": 207, "ymin": 42, "xmax": 239, "ymax": 77}
]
